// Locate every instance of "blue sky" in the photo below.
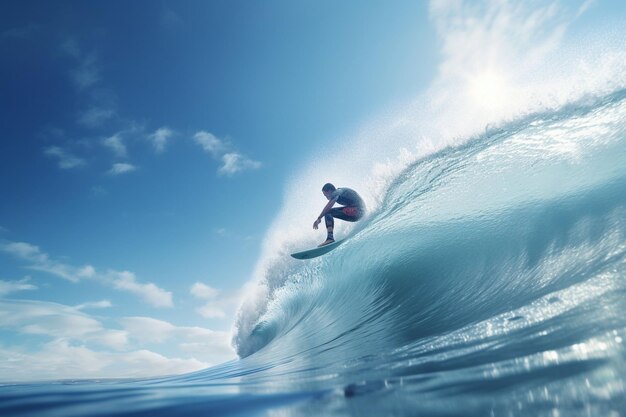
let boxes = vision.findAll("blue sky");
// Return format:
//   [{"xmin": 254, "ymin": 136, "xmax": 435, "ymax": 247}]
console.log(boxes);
[
  {"xmin": 1, "ymin": 0, "xmax": 625, "ymax": 380},
  {"xmin": 0, "ymin": 0, "xmax": 437, "ymax": 379}
]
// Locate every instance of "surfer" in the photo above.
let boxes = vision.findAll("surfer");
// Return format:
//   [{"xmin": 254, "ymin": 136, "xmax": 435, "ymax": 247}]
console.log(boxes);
[{"xmin": 313, "ymin": 183, "xmax": 365, "ymax": 246}]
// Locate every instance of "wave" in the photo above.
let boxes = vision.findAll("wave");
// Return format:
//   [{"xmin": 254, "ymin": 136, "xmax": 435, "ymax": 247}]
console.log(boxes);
[{"xmin": 233, "ymin": 89, "xmax": 626, "ymax": 365}]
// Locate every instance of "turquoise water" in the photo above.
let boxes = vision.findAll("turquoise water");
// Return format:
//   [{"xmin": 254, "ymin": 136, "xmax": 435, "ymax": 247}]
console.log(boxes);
[{"xmin": 2, "ymin": 90, "xmax": 626, "ymax": 416}]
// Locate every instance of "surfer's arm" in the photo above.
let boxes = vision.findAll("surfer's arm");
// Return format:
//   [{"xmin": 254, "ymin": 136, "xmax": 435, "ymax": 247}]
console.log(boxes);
[
  {"xmin": 313, "ymin": 198, "xmax": 337, "ymax": 229},
  {"xmin": 318, "ymin": 198, "xmax": 337, "ymax": 219}
]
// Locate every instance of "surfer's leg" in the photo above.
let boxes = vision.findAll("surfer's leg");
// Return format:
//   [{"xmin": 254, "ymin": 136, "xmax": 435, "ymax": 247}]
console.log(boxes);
[
  {"xmin": 330, "ymin": 207, "xmax": 362, "ymax": 222},
  {"xmin": 324, "ymin": 212, "xmax": 335, "ymax": 229},
  {"xmin": 324, "ymin": 213, "xmax": 335, "ymax": 242},
  {"xmin": 320, "ymin": 208, "xmax": 361, "ymax": 246},
  {"xmin": 323, "ymin": 207, "xmax": 363, "ymax": 244}
]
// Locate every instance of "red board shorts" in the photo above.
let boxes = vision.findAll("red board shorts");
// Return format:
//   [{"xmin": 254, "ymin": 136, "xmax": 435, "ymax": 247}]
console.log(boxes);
[{"xmin": 324, "ymin": 206, "xmax": 363, "ymax": 228}]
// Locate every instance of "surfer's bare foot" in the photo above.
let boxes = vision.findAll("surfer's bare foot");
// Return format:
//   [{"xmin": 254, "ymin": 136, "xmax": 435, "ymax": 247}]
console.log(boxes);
[{"xmin": 318, "ymin": 239, "xmax": 335, "ymax": 247}]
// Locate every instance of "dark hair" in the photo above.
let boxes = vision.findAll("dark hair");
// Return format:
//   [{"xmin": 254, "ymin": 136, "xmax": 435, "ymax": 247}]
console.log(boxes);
[{"xmin": 322, "ymin": 183, "xmax": 336, "ymax": 192}]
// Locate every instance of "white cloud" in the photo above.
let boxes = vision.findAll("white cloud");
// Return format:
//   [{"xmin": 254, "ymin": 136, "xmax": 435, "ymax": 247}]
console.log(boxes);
[
  {"xmin": 1, "ymin": 242, "xmax": 94, "ymax": 282},
  {"xmin": 0, "ymin": 277, "xmax": 37, "ymax": 296},
  {"xmin": 44, "ymin": 146, "xmax": 86, "ymax": 170},
  {"xmin": 110, "ymin": 271, "xmax": 173, "ymax": 308},
  {"xmin": 177, "ymin": 339, "xmax": 233, "ymax": 361},
  {"xmin": 193, "ymin": 131, "xmax": 262, "ymax": 177},
  {"xmin": 75, "ymin": 300, "xmax": 113, "ymax": 310},
  {"xmin": 77, "ymin": 265, "xmax": 96, "ymax": 278},
  {"xmin": 189, "ymin": 282, "xmax": 242, "ymax": 319},
  {"xmin": 2, "ymin": 240, "xmax": 172, "ymax": 308},
  {"xmin": 218, "ymin": 152, "xmax": 262, "ymax": 176},
  {"xmin": 2, "ymin": 241, "xmax": 48, "ymax": 263},
  {"xmin": 120, "ymin": 316, "xmax": 234, "ymax": 361},
  {"xmin": 0, "ymin": 299, "xmax": 235, "ymax": 381},
  {"xmin": 196, "ymin": 304, "xmax": 227, "ymax": 319},
  {"xmin": 148, "ymin": 127, "xmax": 174, "ymax": 153},
  {"xmin": 120, "ymin": 316, "xmax": 223, "ymax": 347},
  {"xmin": 194, "ymin": 131, "xmax": 225, "ymax": 157},
  {"xmin": 0, "ymin": 339, "xmax": 205, "ymax": 382},
  {"xmin": 190, "ymin": 283, "xmax": 227, "ymax": 318},
  {"xmin": 79, "ymin": 107, "xmax": 116, "ymax": 128},
  {"xmin": 102, "ymin": 134, "xmax": 127, "ymax": 158},
  {"xmin": 120, "ymin": 316, "xmax": 176, "ymax": 343},
  {"xmin": 190, "ymin": 282, "xmax": 219, "ymax": 299},
  {"xmin": 108, "ymin": 162, "xmax": 136, "ymax": 175},
  {"xmin": 0, "ymin": 299, "xmax": 125, "ymax": 348}
]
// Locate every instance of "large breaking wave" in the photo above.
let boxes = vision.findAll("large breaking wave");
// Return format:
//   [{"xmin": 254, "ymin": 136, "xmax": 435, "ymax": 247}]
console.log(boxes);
[
  {"xmin": 233, "ymin": 89, "xmax": 626, "ymax": 366},
  {"xmin": 232, "ymin": 0, "xmax": 626, "ymax": 362}
]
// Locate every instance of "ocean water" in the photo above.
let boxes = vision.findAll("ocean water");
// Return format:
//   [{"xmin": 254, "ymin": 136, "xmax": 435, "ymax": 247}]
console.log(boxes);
[{"xmin": 2, "ymin": 90, "xmax": 625, "ymax": 416}]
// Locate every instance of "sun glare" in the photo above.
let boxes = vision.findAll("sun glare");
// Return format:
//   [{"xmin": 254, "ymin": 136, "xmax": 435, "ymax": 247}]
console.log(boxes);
[{"xmin": 467, "ymin": 70, "xmax": 509, "ymax": 110}]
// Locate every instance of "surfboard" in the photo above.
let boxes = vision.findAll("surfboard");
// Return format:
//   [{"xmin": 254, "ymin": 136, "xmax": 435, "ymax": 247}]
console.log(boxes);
[{"xmin": 291, "ymin": 239, "xmax": 345, "ymax": 260}]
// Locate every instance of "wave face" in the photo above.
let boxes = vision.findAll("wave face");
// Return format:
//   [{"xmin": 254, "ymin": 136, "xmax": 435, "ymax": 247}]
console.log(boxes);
[{"xmin": 3, "ymin": 90, "xmax": 625, "ymax": 417}]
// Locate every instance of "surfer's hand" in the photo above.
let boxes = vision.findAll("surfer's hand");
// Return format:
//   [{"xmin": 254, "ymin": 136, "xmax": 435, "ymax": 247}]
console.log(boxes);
[{"xmin": 313, "ymin": 218, "xmax": 321, "ymax": 229}]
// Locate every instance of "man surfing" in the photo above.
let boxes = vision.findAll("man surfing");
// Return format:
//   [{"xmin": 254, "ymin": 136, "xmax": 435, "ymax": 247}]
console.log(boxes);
[{"xmin": 313, "ymin": 183, "xmax": 365, "ymax": 247}]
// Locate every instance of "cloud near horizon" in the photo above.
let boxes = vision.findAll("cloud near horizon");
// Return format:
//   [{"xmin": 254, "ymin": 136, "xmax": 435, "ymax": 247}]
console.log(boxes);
[
  {"xmin": 0, "ymin": 299, "xmax": 235, "ymax": 381},
  {"xmin": 189, "ymin": 282, "xmax": 242, "ymax": 320},
  {"xmin": 0, "ymin": 299, "xmax": 127, "ymax": 349},
  {"xmin": 190, "ymin": 282, "xmax": 227, "ymax": 319},
  {"xmin": 1, "ymin": 240, "xmax": 173, "ymax": 308},
  {"xmin": 121, "ymin": 316, "xmax": 233, "ymax": 355},
  {"xmin": 2, "ymin": 241, "xmax": 95, "ymax": 282},
  {"xmin": 111, "ymin": 271, "xmax": 173, "ymax": 308},
  {"xmin": 0, "ymin": 277, "xmax": 37, "ymax": 296}
]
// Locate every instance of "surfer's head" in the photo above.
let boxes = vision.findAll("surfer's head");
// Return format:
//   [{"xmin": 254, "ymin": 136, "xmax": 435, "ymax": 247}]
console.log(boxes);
[
  {"xmin": 322, "ymin": 183, "xmax": 336, "ymax": 193},
  {"xmin": 322, "ymin": 183, "xmax": 336, "ymax": 200}
]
